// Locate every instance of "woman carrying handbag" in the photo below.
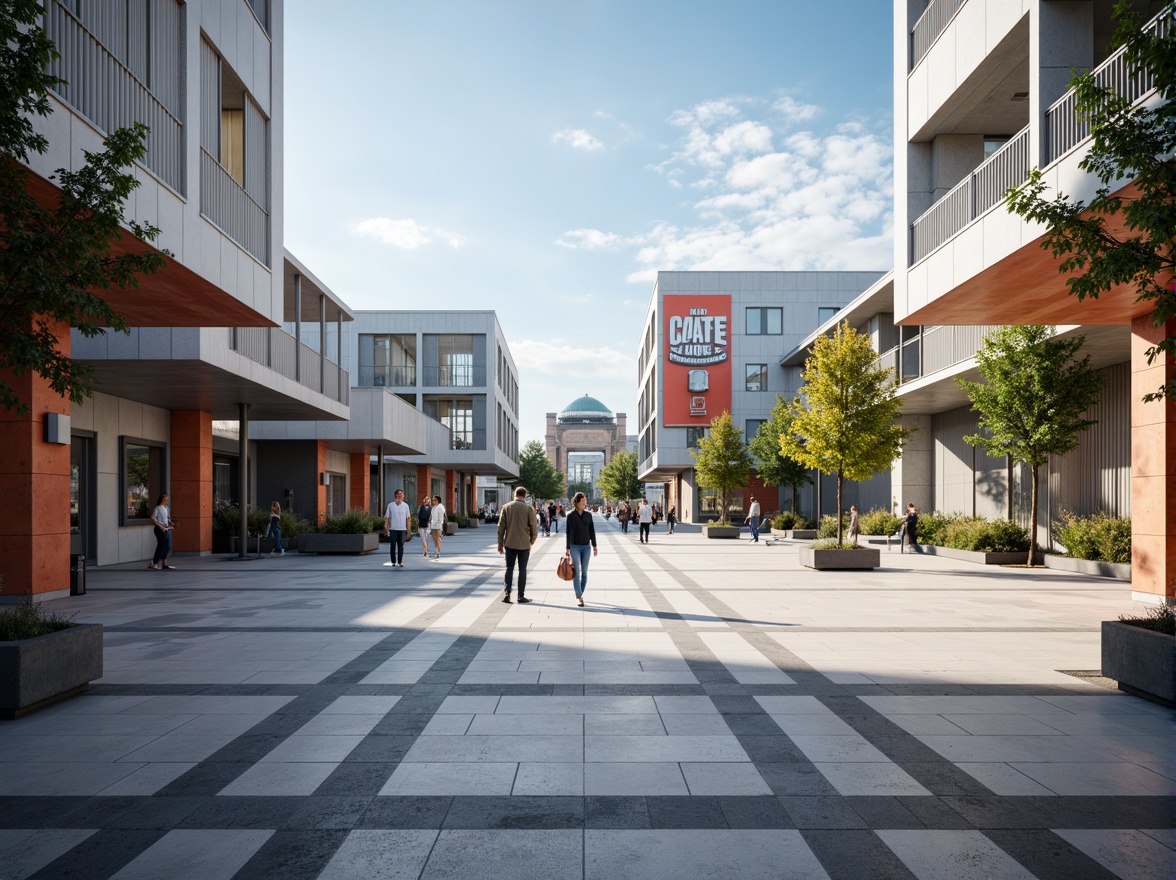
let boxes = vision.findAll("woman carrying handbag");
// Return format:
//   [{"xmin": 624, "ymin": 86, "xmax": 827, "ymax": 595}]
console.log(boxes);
[{"xmin": 564, "ymin": 492, "xmax": 597, "ymax": 607}]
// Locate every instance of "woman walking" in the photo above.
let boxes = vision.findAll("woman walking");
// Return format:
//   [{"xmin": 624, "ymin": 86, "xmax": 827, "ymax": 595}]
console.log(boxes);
[
  {"xmin": 666, "ymin": 505, "xmax": 677, "ymax": 535},
  {"xmin": 268, "ymin": 501, "xmax": 286, "ymax": 555},
  {"xmin": 428, "ymin": 494, "xmax": 447, "ymax": 560},
  {"xmin": 148, "ymin": 493, "xmax": 175, "ymax": 570},
  {"xmin": 565, "ymin": 492, "xmax": 597, "ymax": 607}
]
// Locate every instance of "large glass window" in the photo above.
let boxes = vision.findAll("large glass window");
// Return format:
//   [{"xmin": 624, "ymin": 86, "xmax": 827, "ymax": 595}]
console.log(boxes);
[
  {"xmin": 359, "ymin": 333, "xmax": 417, "ymax": 387},
  {"xmin": 686, "ymin": 427, "xmax": 708, "ymax": 449},
  {"xmin": 425, "ymin": 334, "xmax": 481, "ymax": 386},
  {"xmin": 425, "ymin": 396, "xmax": 483, "ymax": 449},
  {"xmin": 817, "ymin": 306, "xmax": 841, "ymax": 325},
  {"xmin": 122, "ymin": 438, "xmax": 166, "ymax": 524},
  {"xmin": 746, "ymin": 419, "xmax": 765, "ymax": 440},
  {"xmin": 746, "ymin": 307, "xmax": 782, "ymax": 335},
  {"xmin": 745, "ymin": 364, "xmax": 767, "ymax": 391}
]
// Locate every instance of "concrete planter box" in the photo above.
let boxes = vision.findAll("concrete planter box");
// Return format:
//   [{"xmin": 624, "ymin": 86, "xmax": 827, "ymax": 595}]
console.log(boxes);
[
  {"xmin": 298, "ymin": 532, "xmax": 380, "ymax": 555},
  {"xmin": 1101, "ymin": 620, "xmax": 1175, "ymax": 705},
  {"xmin": 1045, "ymin": 555, "xmax": 1131, "ymax": 580},
  {"xmin": 0, "ymin": 623, "xmax": 104, "ymax": 718},
  {"xmin": 464, "ymin": 518, "xmax": 479, "ymax": 529},
  {"xmin": 770, "ymin": 528, "xmax": 818, "ymax": 539},
  {"xmin": 704, "ymin": 525, "xmax": 742, "ymax": 539},
  {"xmin": 800, "ymin": 546, "xmax": 880, "ymax": 570},
  {"xmin": 917, "ymin": 545, "xmax": 1038, "ymax": 565},
  {"xmin": 445, "ymin": 522, "xmax": 459, "ymax": 536}
]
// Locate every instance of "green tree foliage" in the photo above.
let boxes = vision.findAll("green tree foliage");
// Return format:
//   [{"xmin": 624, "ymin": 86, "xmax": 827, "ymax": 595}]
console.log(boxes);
[
  {"xmin": 1005, "ymin": 1, "xmax": 1175, "ymax": 401},
  {"xmin": 0, "ymin": 0, "xmax": 167, "ymax": 414},
  {"xmin": 516, "ymin": 440, "xmax": 565, "ymax": 501},
  {"xmin": 781, "ymin": 323, "xmax": 908, "ymax": 544},
  {"xmin": 566, "ymin": 480, "xmax": 593, "ymax": 501},
  {"xmin": 955, "ymin": 325, "xmax": 1106, "ymax": 566},
  {"xmin": 690, "ymin": 411, "xmax": 753, "ymax": 525},
  {"xmin": 597, "ymin": 450, "xmax": 641, "ymax": 503},
  {"xmin": 749, "ymin": 394, "xmax": 812, "ymax": 512}
]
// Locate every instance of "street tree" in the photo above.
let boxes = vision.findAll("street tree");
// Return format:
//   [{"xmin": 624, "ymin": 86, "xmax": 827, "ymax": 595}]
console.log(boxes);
[
  {"xmin": 517, "ymin": 440, "xmax": 565, "ymax": 501},
  {"xmin": 781, "ymin": 323, "xmax": 908, "ymax": 544},
  {"xmin": 566, "ymin": 480, "xmax": 592, "ymax": 501},
  {"xmin": 691, "ymin": 411, "xmax": 754, "ymax": 525},
  {"xmin": 597, "ymin": 450, "xmax": 641, "ymax": 503},
  {"xmin": 955, "ymin": 325, "xmax": 1106, "ymax": 567},
  {"xmin": 749, "ymin": 394, "xmax": 812, "ymax": 513},
  {"xmin": 1005, "ymin": 1, "xmax": 1175, "ymax": 401},
  {"xmin": 1, "ymin": 0, "xmax": 167, "ymax": 414}
]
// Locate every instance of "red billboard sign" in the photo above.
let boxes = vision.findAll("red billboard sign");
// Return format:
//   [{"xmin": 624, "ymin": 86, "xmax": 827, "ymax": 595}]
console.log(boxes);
[{"xmin": 662, "ymin": 294, "xmax": 732, "ymax": 427}]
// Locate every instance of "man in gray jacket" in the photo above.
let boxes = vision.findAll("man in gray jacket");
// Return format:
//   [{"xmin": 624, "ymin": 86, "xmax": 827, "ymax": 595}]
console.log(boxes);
[{"xmin": 497, "ymin": 486, "xmax": 538, "ymax": 604}]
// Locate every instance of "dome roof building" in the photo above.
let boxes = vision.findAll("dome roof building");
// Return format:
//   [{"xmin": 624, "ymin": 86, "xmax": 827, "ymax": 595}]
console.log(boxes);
[
  {"xmin": 546, "ymin": 395, "xmax": 627, "ymax": 475},
  {"xmin": 558, "ymin": 395, "xmax": 616, "ymax": 424}
]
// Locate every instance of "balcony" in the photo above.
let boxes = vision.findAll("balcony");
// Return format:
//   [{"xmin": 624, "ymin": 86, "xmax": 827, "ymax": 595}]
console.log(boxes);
[
  {"xmin": 911, "ymin": 125, "xmax": 1029, "ymax": 263},
  {"xmin": 877, "ymin": 324, "xmax": 1001, "ymax": 384},
  {"xmin": 358, "ymin": 365, "xmax": 417, "ymax": 387},
  {"xmin": 230, "ymin": 327, "xmax": 349, "ymax": 405},
  {"xmin": 1046, "ymin": 7, "xmax": 1171, "ymax": 164},
  {"xmin": 422, "ymin": 365, "xmax": 487, "ymax": 387},
  {"xmin": 45, "ymin": 0, "xmax": 184, "ymax": 194},
  {"xmin": 910, "ymin": 0, "xmax": 967, "ymax": 69},
  {"xmin": 200, "ymin": 148, "xmax": 269, "ymax": 266}
]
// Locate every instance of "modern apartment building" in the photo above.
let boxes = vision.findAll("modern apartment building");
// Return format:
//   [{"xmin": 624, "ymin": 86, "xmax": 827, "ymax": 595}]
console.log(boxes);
[
  {"xmin": 892, "ymin": 0, "xmax": 1166, "ymax": 601},
  {"xmin": 636, "ymin": 271, "xmax": 884, "ymax": 522}
]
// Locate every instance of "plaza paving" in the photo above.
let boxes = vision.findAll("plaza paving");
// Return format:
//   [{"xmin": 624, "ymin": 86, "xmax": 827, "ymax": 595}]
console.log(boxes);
[{"xmin": 1, "ymin": 520, "xmax": 1173, "ymax": 879}]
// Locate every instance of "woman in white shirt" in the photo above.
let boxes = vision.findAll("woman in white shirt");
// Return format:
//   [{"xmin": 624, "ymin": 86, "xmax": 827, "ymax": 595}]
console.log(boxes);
[
  {"xmin": 428, "ymin": 494, "xmax": 447, "ymax": 560},
  {"xmin": 148, "ymin": 493, "xmax": 175, "ymax": 570}
]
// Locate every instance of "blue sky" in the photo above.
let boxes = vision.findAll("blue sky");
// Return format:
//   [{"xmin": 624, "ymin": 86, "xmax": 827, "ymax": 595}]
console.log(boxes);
[{"xmin": 283, "ymin": 1, "xmax": 895, "ymax": 445}]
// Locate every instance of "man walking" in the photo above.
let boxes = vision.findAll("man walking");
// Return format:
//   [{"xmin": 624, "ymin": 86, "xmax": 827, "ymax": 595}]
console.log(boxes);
[
  {"xmin": 637, "ymin": 498, "xmax": 653, "ymax": 544},
  {"xmin": 384, "ymin": 489, "xmax": 412, "ymax": 567},
  {"xmin": 745, "ymin": 496, "xmax": 762, "ymax": 543},
  {"xmin": 498, "ymin": 486, "xmax": 537, "ymax": 604}
]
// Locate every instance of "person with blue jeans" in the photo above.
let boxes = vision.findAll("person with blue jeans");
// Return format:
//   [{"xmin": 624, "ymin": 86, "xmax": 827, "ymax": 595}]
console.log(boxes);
[
  {"xmin": 267, "ymin": 501, "xmax": 286, "ymax": 555},
  {"xmin": 745, "ymin": 496, "xmax": 761, "ymax": 543},
  {"xmin": 565, "ymin": 492, "xmax": 597, "ymax": 607}
]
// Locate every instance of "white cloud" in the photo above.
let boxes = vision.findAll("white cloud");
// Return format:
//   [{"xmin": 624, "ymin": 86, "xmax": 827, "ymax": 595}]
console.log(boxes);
[
  {"xmin": 551, "ymin": 128, "xmax": 604, "ymax": 151},
  {"xmin": 561, "ymin": 92, "xmax": 893, "ymax": 281},
  {"xmin": 349, "ymin": 217, "xmax": 466, "ymax": 250},
  {"xmin": 554, "ymin": 229, "xmax": 625, "ymax": 250},
  {"xmin": 511, "ymin": 339, "xmax": 633, "ymax": 382}
]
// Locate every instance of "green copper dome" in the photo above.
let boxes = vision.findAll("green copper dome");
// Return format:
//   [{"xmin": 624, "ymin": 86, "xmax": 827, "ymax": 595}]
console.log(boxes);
[{"xmin": 559, "ymin": 395, "xmax": 615, "ymax": 423}]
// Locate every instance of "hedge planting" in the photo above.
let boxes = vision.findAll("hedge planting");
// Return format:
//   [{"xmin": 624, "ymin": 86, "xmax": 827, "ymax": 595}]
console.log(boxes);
[{"xmin": 1054, "ymin": 511, "xmax": 1131, "ymax": 565}]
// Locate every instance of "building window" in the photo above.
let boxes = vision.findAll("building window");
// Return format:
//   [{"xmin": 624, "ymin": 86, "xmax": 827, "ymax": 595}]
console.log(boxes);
[
  {"xmin": 746, "ymin": 307, "xmax": 782, "ymax": 335},
  {"xmin": 745, "ymin": 363, "xmax": 767, "ymax": 391},
  {"xmin": 425, "ymin": 396, "xmax": 483, "ymax": 450},
  {"xmin": 686, "ymin": 427, "xmax": 708, "ymax": 449},
  {"xmin": 746, "ymin": 419, "xmax": 765, "ymax": 440},
  {"xmin": 122, "ymin": 438, "xmax": 166, "ymax": 525},
  {"xmin": 359, "ymin": 334, "xmax": 417, "ymax": 386},
  {"xmin": 818, "ymin": 306, "xmax": 840, "ymax": 325},
  {"xmin": 326, "ymin": 472, "xmax": 347, "ymax": 518},
  {"xmin": 425, "ymin": 334, "xmax": 485, "ymax": 386}
]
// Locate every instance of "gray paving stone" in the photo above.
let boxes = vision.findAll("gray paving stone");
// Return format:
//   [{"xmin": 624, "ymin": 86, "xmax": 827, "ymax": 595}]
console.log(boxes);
[
  {"xmin": 316, "ymin": 829, "xmax": 438, "ymax": 880},
  {"xmin": 585, "ymin": 829, "xmax": 832, "ymax": 879},
  {"xmin": 875, "ymin": 829, "xmax": 1038, "ymax": 880},
  {"xmin": 108, "ymin": 829, "xmax": 274, "ymax": 880},
  {"xmin": 421, "ymin": 829, "xmax": 582, "ymax": 880}
]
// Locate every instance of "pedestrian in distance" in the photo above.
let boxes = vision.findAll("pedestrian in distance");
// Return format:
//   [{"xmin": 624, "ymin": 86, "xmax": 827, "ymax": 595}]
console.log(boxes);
[
  {"xmin": 429, "ymin": 494, "xmax": 447, "ymax": 559},
  {"xmin": 384, "ymin": 488, "xmax": 412, "ymax": 567},
  {"xmin": 148, "ymin": 492, "xmax": 175, "ymax": 570},
  {"xmin": 497, "ymin": 486, "xmax": 537, "ymax": 604},
  {"xmin": 666, "ymin": 504, "xmax": 677, "ymax": 535},
  {"xmin": 417, "ymin": 495, "xmax": 432, "ymax": 557},
  {"xmin": 268, "ymin": 501, "xmax": 286, "ymax": 556},
  {"xmin": 548, "ymin": 501, "xmax": 557, "ymax": 533},
  {"xmin": 903, "ymin": 502, "xmax": 923, "ymax": 553},
  {"xmin": 848, "ymin": 504, "xmax": 860, "ymax": 546},
  {"xmin": 637, "ymin": 497, "xmax": 653, "ymax": 543},
  {"xmin": 565, "ymin": 492, "xmax": 597, "ymax": 607},
  {"xmin": 745, "ymin": 496, "xmax": 762, "ymax": 543},
  {"xmin": 618, "ymin": 501, "xmax": 630, "ymax": 533}
]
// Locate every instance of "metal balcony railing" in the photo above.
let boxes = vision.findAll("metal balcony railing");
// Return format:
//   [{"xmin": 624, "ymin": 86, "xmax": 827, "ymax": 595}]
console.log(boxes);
[
  {"xmin": 230, "ymin": 327, "xmax": 349, "ymax": 405},
  {"xmin": 422, "ymin": 365, "xmax": 487, "ymax": 387},
  {"xmin": 919, "ymin": 324, "xmax": 1000, "ymax": 375},
  {"xmin": 910, "ymin": 0, "xmax": 967, "ymax": 68},
  {"xmin": 200, "ymin": 148, "xmax": 269, "ymax": 265},
  {"xmin": 1046, "ymin": 7, "xmax": 1172, "ymax": 163},
  {"xmin": 875, "ymin": 347, "xmax": 898, "ymax": 379},
  {"xmin": 45, "ymin": 0, "xmax": 184, "ymax": 194},
  {"xmin": 910, "ymin": 125, "xmax": 1029, "ymax": 263},
  {"xmin": 450, "ymin": 429, "xmax": 487, "ymax": 451},
  {"xmin": 358, "ymin": 365, "xmax": 417, "ymax": 387}
]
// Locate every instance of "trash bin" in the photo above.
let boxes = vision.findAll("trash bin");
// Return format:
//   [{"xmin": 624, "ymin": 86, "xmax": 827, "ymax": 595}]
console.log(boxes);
[{"xmin": 70, "ymin": 554, "xmax": 86, "ymax": 596}]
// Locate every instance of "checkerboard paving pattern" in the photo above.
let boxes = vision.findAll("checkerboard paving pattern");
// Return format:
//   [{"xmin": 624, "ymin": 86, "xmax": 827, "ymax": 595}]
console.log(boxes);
[{"xmin": 0, "ymin": 522, "xmax": 1172, "ymax": 879}]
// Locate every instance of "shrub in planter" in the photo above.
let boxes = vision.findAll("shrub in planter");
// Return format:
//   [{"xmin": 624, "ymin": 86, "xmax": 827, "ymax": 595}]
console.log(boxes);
[
  {"xmin": 1119, "ymin": 603, "xmax": 1175, "ymax": 636},
  {"xmin": 859, "ymin": 508, "xmax": 902, "ymax": 536},
  {"xmin": 212, "ymin": 505, "xmax": 240, "ymax": 537},
  {"xmin": 810, "ymin": 539, "xmax": 871, "ymax": 550},
  {"xmin": 772, "ymin": 511, "xmax": 801, "ymax": 530},
  {"xmin": 1054, "ymin": 511, "xmax": 1131, "ymax": 565},
  {"xmin": 916, "ymin": 512, "xmax": 972, "ymax": 547},
  {"xmin": 319, "ymin": 508, "xmax": 382, "ymax": 534},
  {"xmin": 0, "ymin": 603, "xmax": 74, "ymax": 641},
  {"xmin": 453, "ymin": 512, "xmax": 470, "ymax": 528},
  {"xmin": 943, "ymin": 518, "xmax": 1029, "ymax": 553},
  {"xmin": 818, "ymin": 514, "xmax": 848, "ymax": 539}
]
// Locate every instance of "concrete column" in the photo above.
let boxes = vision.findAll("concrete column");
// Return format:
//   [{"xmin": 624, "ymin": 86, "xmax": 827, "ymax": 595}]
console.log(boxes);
[
  {"xmin": 470, "ymin": 475, "xmax": 477, "ymax": 512},
  {"xmin": 417, "ymin": 465, "xmax": 432, "ymax": 502},
  {"xmin": 294, "ymin": 274, "xmax": 302, "ymax": 382},
  {"xmin": 171, "ymin": 410, "xmax": 212, "ymax": 554},
  {"xmin": 446, "ymin": 469, "xmax": 457, "ymax": 511},
  {"xmin": 349, "ymin": 452, "xmax": 370, "ymax": 513},
  {"xmin": 1130, "ymin": 315, "xmax": 1176, "ymax": 604},
  {"xmin": 237, "ymin": 403, "xmax": 250, "ymax": 559},
  {"xmin": 892, "ymin": 414, "xmax": 933, "ymax": 515},
  {"xmin": 1031, "ymin": 1, "xmax": 1094, "ymax": 166},
  {"xmin": 376, "ymin": 445, "xmax": 385, "ymax": 514},
  {"xmin": 0, "ymin": 320, "xmax": 71, "ymax": 601}
]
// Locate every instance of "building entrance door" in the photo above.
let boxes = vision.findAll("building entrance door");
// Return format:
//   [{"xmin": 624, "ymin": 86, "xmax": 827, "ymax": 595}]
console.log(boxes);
[{"xmin": 70, "ymin": 434, "xmax": 96, "ymax": 560}]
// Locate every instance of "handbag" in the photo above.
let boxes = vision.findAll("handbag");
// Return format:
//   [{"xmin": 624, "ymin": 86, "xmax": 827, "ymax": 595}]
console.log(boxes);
[{"xmin": 556, "ymin": 554, "xmax": 574, "ymax": 581}]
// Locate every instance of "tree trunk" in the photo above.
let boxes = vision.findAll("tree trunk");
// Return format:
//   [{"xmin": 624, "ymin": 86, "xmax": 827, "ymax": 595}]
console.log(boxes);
[
  {"xmin": 791, "ymin": 484, "xmax": 797, "ymax": 513},
  {"xmin": 1028, "ymin": 463, "xmax": 1039, "ymax": 567},
  {"xmin": 836, "ymin": 472, "xmax": 844, "ymax": 545}
]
